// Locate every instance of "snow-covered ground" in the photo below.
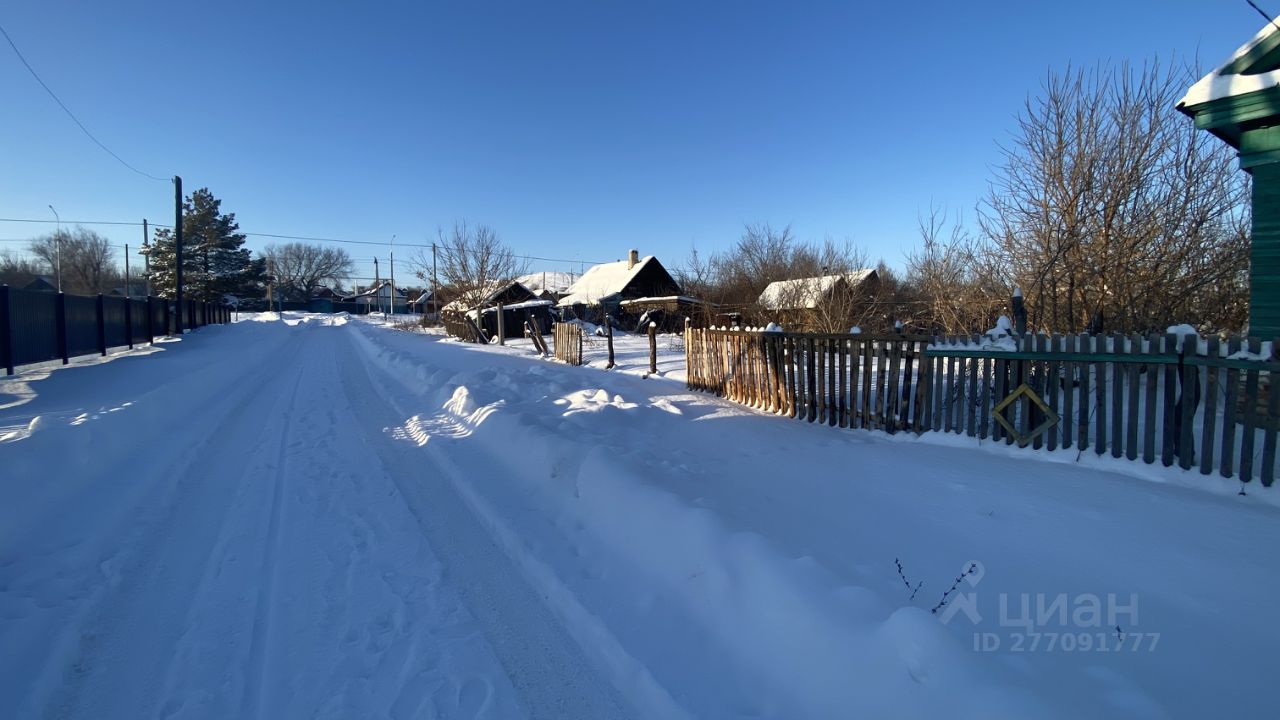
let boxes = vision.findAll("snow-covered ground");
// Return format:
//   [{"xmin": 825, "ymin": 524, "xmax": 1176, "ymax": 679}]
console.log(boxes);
[{"xmin": 2, "ymin": 312, "xmax": 1278, "ymax": 719}]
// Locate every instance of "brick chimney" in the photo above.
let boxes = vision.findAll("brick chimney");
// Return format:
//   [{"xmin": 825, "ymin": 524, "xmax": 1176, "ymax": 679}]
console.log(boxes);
[{"xmin": 627, "ymin": 249, "xmax": 639, "ymax": 270}]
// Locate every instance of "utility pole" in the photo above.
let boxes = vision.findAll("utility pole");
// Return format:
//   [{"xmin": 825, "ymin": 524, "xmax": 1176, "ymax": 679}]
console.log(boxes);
[
  {"xmin": 48, "ymin": 205, "xmax": 60, "ymax": 291},
  {"xmin": 373, "ymin": 257, "xmax": 380, "ymax": 317},
  {"xmin": 174, "ymin": 175, "xmax": 184, "ymax": 334},
  {"xmin": 125, "ymin": 244, "xmax": 131, "ymax": 298},
  {"xmin": 432, "ymin": 242, "xmax": 438, "ymax": 317},
  {"xmin": 142, "ymin": 219, "xmax": 151, "ymax": 297}
]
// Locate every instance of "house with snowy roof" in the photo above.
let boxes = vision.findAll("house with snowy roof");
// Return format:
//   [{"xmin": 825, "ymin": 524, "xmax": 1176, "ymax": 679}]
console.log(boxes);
[
  {"xmin": 757, "ymin": 269, "xmax": 878, "ymax": 331},
  {"xmin": 516, "ymin": 271, "xmax": 575, "ymax": 302},
  {"xmin": 1178, "ymin": 19, "xmax": 1280, "ymax": 337},
  {"xmin": 347, "ymin": 280, "xmax": 407, "ymax": 312},
  {"xmin": 557, "ymin": 250, "xmax": 695, "ymax": 330},
  {"xmin": 410, "ymin": 289, "xmax": 446, "ymax": 317}
]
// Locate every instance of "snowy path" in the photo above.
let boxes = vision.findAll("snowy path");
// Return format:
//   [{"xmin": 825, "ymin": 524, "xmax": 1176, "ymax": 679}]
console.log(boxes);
[
  {"xmin": 3, "ymin": 314, "xmax": 1280, "ymax": 719},
  {"xmin": 1, "ymin": 317, "xmax": 623, "ymax": 719}
]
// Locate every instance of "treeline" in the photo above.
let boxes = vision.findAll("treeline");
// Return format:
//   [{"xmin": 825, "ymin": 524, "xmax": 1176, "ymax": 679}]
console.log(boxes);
[
  {"xmin": 0, "ymin": 188, "xmax": 358, "ymax": 304},
  {"xmin": 679, "ymin": 60, "xmax": 1250, "ymax": 336}
]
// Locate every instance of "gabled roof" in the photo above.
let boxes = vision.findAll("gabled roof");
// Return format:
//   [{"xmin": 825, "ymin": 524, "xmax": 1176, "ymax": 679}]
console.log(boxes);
[
  {"xmin": 23, "ymin": 276, "xmax": 57, "ymax": 292},
  {"xmin": 1179, "ymin": 21, "xmax": 1280, "ymax": 111},
  {"xmin": 483, "ymin": 280, "xmax": 536, "ymax": 305},
  {"xmin": 352, "ymin": 280, "xmax": 406, "ymax": 298},
  {"xmin": 557, "ymin": 256, "xmax": 658, "ymax": 306},
  {"xmin": 109, "ymin": 281, "xmax": 148, "ymax": 297},
  {"xmin": 758, "ymin": 269, "xmax": 876, "ymax": 311}
]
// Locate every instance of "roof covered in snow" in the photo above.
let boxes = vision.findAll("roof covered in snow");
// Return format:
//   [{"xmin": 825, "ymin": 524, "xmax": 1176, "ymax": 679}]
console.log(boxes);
[
  {"xmin": 618, "ymin": 295, "xmax": 702, "ymax": 305},
  {"xmin": 758, "ymin": 269, "xmax": 875, "ymax": 311},
  {"xmin": 479, "ymin": 299, "xmax": 553, "ymax": 313},
  {"xmin": 1179, "ymin": 20, "xmax": 1280, "ymax": 111},
  {"xmin": 481, "ymin": 281, "xmax": 537, "ymax": 305},
  {"xmin": 557, "ymin": 256, "xmax": 657, "ymax": 307},
  {"xmin": 516, "ymin": 271, "xmax": 575, "ymax": 294}
]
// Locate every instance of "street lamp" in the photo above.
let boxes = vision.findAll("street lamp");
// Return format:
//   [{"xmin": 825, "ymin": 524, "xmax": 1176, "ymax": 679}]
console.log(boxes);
[
  {"xmin": 48, "ymin": 204, "xmax": 60, "ymax": 291},
  {"xmin": 388, "ymin": 234, "xmax": 396, "ymax": 323}
]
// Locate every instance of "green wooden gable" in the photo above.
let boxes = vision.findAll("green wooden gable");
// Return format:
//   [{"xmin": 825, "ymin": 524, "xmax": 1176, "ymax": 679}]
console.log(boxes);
[{"xmin": 1178, "ymin": 21, "xmax": 1280, "ymax": 338}]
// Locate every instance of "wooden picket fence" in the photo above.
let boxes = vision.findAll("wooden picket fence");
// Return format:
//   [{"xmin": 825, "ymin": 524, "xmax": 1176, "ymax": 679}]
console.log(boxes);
[
  {"xmin": 553, "ymin": 322, "xmax": 583, "ymax": 366},
  {"xmin": 442, "ymin": 314, "xmax": 486, "ymax": 343},
  {"xmin": 685, "ymin": 328, "xmax": 1280, "ymax": 486}
]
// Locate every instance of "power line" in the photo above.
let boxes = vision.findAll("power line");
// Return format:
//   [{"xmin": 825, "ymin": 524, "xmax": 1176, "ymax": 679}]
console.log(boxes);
[
  {"xmin": 0, "ymin": 217, "xmax": 612, "ymax": 266},
  {"xmin": 0, "ymin": 217, "xmax": 161, "ymax": 227},
  {"xmin": 1247, "ymin": 1, "xmax": 1280, "ymax": 33},
  {"xmin": 0, "ymin": 21, "xmax": 168, "ymax": 182}
]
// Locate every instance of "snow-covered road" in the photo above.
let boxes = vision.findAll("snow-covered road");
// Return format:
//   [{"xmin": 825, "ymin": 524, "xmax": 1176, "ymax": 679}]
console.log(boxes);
[{"xmin": 3, "ymin": 314, "xmax": 1279, "ymax": 719}]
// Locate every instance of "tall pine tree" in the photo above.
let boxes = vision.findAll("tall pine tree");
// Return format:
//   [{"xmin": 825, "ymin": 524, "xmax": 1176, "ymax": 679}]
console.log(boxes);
[{"xmin": 146, "ymin": 188, "xmax": 265, "ymax": 300}]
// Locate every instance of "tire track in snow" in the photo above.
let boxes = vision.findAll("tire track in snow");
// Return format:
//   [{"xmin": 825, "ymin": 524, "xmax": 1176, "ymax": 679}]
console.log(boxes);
[
  {"xmin": 21, "ymin": 332, "xmax": 309, "ymax": 720},
  {"xmin": 335, "ymin": 329, "xmax": 638, "ymax": 720},
  {"xmin": 239, "ymin": 366, "xmax": 306, "ymax": 719}
]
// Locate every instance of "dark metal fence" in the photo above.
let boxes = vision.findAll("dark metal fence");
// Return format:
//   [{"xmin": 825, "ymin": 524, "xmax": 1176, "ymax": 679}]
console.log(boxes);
[{"xmin": 1, "ymin": 285, "xmax": 231, "ymax": 376}]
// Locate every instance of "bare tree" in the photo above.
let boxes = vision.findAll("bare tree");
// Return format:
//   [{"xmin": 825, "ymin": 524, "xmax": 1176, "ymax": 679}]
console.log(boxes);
[
  {"xmin": 710, "ymin": 223, "xmax": 801, "ymax": 314},
  {"xmin": 905, "ymin": 207, "xmax": 1007, "ymax": 334},
  {"xmin": 673, "ymin": 244, "xmax": 719, "ymax": 326},
  {"xmin": 262, "ymin": 242, "xmax": 354, "ymax": 301},
  {"xmin": 413, "ymin": 221, "xmax": 526, "ymax": 311},
  {"xmin": 979, "ymin": 60, "xmax": 1250, "ymax": 333},
  {"xmin": 28, "ymin": 227, "xmax": 119, "ymax": 294},
  {"xmin": 803, "ymin": 238, "xmax": 877, "ymax": 333},
  {"xmin": 0, "ymin": 251, "xmax": 42, "ymax": 287}
]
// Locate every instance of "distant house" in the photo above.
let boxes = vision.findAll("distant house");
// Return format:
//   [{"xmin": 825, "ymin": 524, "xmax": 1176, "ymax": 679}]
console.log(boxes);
[
  {"xmin": 558, "ymin": 250, "xmax": 694, "ymax": 329},
  {"xmin": 758, "ymin": 269, "xmax": 878, "ymax": 331},
  {"xmin": 311, "ymin": 286, "xmax": 339, "ymax": 300},
  {"xmin": 447, "ymin": 280, "xmax": 556, "ymax": 339},
  {"xmin": 23, "ymin": 276, "xmax": 58, "ymax": 293},
  {"xmin": 411, "ymin": 289, "xmax": 442, "ymax": 317},
  {"xmin": 109, "ymin": 281, "xmax": 149, "ymax": 298},
  {"xmin": 516, "ymin": 271, "xmax": 575, "ymax": 303},
  {"xmin": 484, "ymin": 280, "xmax": 539, "ymax": 307},
  {"xmin": 348, "ymin": 280, "xmax": 408, "ymax": 312}
]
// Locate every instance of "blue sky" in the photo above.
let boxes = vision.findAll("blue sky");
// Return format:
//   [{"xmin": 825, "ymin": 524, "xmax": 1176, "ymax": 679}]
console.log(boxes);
[{"xmin": 0, "ymin": 1, "xmax": 1267, "ymax": 287}]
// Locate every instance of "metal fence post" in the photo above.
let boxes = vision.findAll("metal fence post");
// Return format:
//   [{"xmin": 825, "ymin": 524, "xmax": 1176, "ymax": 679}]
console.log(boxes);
[
  {"xmin": 55, "ymin": 292, "xmax": 68, "ymax": 364},
  {"xmin": 124, "ymin": 297, "xmax": 134, "ymax": 349},
  {"xmin": 96, "ymin": 294, "xmax": 107, "ymax": 356},
  {"xmin": 1, "ymin": 285, "xmax": 13, "ymax": 376}
]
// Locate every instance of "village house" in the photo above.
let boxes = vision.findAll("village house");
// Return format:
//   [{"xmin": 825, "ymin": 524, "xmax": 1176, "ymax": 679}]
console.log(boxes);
[
  {"xmin": 438, "ymin": 280, "xmax": 557, "ymax": 340},
  {"xmin": 347, "ymin": 280, "xmax": 408, "ymax": 313},
  {"xmin": 757, "ymin": 269, "xmax": 878, "ymax": 332},
  {"xmin": 557, "ymin": 250, "xmax": 696, "ymax": 331},
  {"xmin": 516, "ymin": 271, "xmax": 575, "ymax": 304}
]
